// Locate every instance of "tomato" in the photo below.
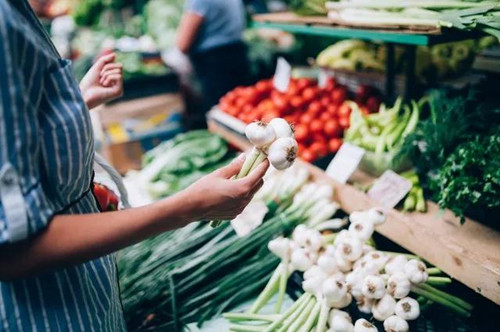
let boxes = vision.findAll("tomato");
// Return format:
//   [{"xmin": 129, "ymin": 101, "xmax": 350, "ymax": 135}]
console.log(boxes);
[
  {"xmin": 301, "ymin": 149, "xmax": 316, "ymax": 163},
  {"xmin": 328, "ymin": 138, "xmax": 343, "ymax": 153},
  {"xmin": 312, "ymin": 133, "xmax": 327, "ymax": 144},
  {"xmin": 297, "ymin": 78, "xmax": 313, "ymax": 90},
  {"xmin": 324, "ymin": 77, "xmax": 337, "ymax": 91},
  {"xmin": 299, "ymin": 113, "xmax": 314, "ymax": 125},
  {"xmin": 338, "ymin": 102, "xmax": 352, "ymax": 118},
  {"xmin": 320, "ymin": 96, "xmax": 331, "ymax": 107},
  {"xmin": 290, "ymin": 96, "xmax": 305, "ymax": 109},
  {"xmin": 297, "ymin": 143, "xmax": 307, "ymax": 155},
  {"xmin": 320, "ymin": 112, "xmax": 331, "ymax": 122},
  {"xmin": 310, "ymin": 142, "xmax": 329, "ymax": 158},
  {"xmin": 262, "ymin": 110, "xmax": 280, "ymax": 122},
  {"xmin": 294, "ymin": 124, "xmax": 309, "ymax": 142},
  {"xmin": 235, "ymin": 98, "xmax": 246, "ymax": 108},
  {"xmin": 302, "ymin": 87, "xmax": 318, "ymax": 102},
  {"xmin": 324, "ymin": 119, "xmax": 342, "ymax": 137},
  {"xmin": 242, "ymin": 104, "xmax": 253, "ymax": 114},
  {"xmin": 309, "ymin": 119, "xmax": 324, "ymax": 135},
  {"xmin": 332, "ymin": 86, "xmax": 347, "ymax": 103},
  {"xmin": 366, "ymin": 96, "xmax": 381, "ymax": 113},
  {"xmin": 226, "ymin": 106, "xmax": 239, "ymax": 116},
  {"xmin": 338, "ymin": 116, "xmax": 350, "ymax": 129},
  {"xmin": 256, "ymin": 80, "xmax": 271, "ymax": 93},
  {"xmin": 308, "ymin": 101, "xmax": 322, "ymax": 115},
  {"xmin": 327, "ymin": 104, "xmax": 338, "ymax": 116}
]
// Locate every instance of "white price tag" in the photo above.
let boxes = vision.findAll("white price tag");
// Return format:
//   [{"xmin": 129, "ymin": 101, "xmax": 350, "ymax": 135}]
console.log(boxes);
[
  {"xmin": 367, "ymin": 170, "xmax": 413, "ymax": 208},
  {"xmin": 326, "ymin": 143, "xmax": 365, "ymax": 184},
  {"xmin": 273, "ymin": 57, "xmax": 292, "ymax": 93},
  {"xmin": 318, "ymin": 70, "xmax": 330, "ymax": 88},
  {"xmin": 231, "ymin": 201, "xmax": 269, "ymax": 237}
]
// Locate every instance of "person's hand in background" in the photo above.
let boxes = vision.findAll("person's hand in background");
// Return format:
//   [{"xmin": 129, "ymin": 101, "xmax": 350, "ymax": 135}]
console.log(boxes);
[
  {"xmin": 79, "ymin": 53, "xmax": 123, "ymax": 110},
  {"xmin": 178, "ymin": 155, "xmax": 269, "ymax": 221}
]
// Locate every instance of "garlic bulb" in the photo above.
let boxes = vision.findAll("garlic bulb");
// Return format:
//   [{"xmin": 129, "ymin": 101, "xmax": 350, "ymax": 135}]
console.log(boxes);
[
  {"xmin": 338, "ymin": 237, "xmax": 363, "ymax": 262},
  {"xmin": 328, "ymin": 293, "xmax": 352, "ymax": 309},
  {"xmin": 269, "ymin": 118, "xmax": 294, "ymax": 138},
  {"xmin": 328, "ymin": 310, "xmax": 353, "ymax": 332},
  {"xmin": 292, "ymin": 224, "xmax": 308, "ymax": 247},
  {"xmin": 318, "ymin": 253, "xmax": 339, "ymax": 275},
  {"xmin": 372, "ymin": 294, "xmax": 396, "ymax": 321},
  {"xmin": 366, "ymin": 208, "xmax": 386, "ymax": 225},
  {"xmin": 304, "ymin": 265, "xmax": 327, "ymax": 281},
  {"xmin": 304, "ymin": 229, "xmax": 323, "ymax": 252},
  {"xmin": 267, "ymin": 237, "xmax": 291, "ymax": 260},
  {"xmin": 395, "ymin": 297, "xmax": 420, "ymax": 320},
  {"xmin": 349, "ymin": 211, "xmax": 366, "ymax": 224},
  {"xmin": 363, "ymin": 244, "xmax": 375, "ymax": 254},
  {"xmin": 323, "ymin": 278, "xmax": 347, "ymax": 302},
  {"xmin": 354, "ymin": 318, "xmax": 377, "ymax": 332},
  {"xmin": 403, "ymin": 259, "xmax": 428, "ymax": 284},
  {"xmin": 245, "ymin": 121, "xmax": 276, "ymax": 148},
  {"xmin": 267, "ymin": 137, "xmax": 298, "ymax": 170},
  {"xmin": 387, "ymin": 272, "xmax": 411, "ymax": 299},
  {"xmin": 361, "ymin": 275, "xmax": 386, "ymax": 299},
  {"xmin": 346, "ymin": 270, "xmax": 365, "ymax": 298},
  {"xmin": 303, "ymin": 275, "xmax": 325, "ymax": 296},
  {"xmin": 383, "ymin": 315, "xmax": 409, "ymax": 332},
  {"xmin": 290, "ymin": 248, "xmax": 313, "ymax": 272},
  {"xmin": 385, "ymin": 255, "xmax": 408, "ymax": 275},
  {"xmin": 356, "ymin": 297, "xmax": 374, "ymax": 314},
  {"xmin": 349, "ymin": 221, "xmax": 375, "ymax": 241},
  {"xmin": 334, "ymin": 247, "xmax": 354, "ymax": 272}
]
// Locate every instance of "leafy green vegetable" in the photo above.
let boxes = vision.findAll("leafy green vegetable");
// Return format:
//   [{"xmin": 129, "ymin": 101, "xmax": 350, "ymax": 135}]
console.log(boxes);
[
  {"xmin": 434, "ymin": 134, "xmax": 500, "ymax": 223},
  {"xmin": 288, "ymin": 0, "xmax": 328, "ymax": 16}
]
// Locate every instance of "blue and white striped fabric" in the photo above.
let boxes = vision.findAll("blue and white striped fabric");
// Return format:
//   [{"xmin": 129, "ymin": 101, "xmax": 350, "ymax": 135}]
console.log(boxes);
[{"xmin": 0, "ymin": 1, "xmax": 126, "ymax": 330}]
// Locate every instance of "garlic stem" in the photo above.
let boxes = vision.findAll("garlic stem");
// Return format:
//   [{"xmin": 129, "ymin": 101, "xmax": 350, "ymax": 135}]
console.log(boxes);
[
  {"xmin": 278, "ymin": 296, "xmax": 313, "ymax": 332},
  {"xmin": 275, "ymin": 260, "xmax": 289, "ymax": 313},
  {"xmin": 300, "ymin": 301, "xmax": 321, "ymax": 332},
  {"xmin": 426, "ymin": 276, "xmax": 452, "ymax": 286},
  {"xmin": 314, "ymin": 298, "xmax": 330, "ymax": 332},
  {"xmin": 264, "ymin": 293, "xmax": 310, "ymax": 332},
  {"xmin": 229, "ymin": 323, "xmax": 268, "ymax": 332},
  {"xmin": 411, "ymin": 286, "xmax": 471, "ymax": 317},
  {"xmin": 416, "ymin": 283, "xmax": 473, "ymax": 311},
  {"xmin": 426, "ymin": 267, "xmax": 442, "ymax": 275},
  {"xmin": 249, "ymin": 265, "xmax": 281, "ymax": 314},
  {"xmin": 248, "ymin": 150, "xmax": 268, "ymax": 174},
  {"xmin": 223, "ymin": 313, "xmax": 281, "ymax": 322},
  {"xmin": 288, "ymin": 297, "xmax": 316, "ymax": 332},
  {"xmin": 237, "ymin": 147, "xmax": 260, "ymax": 179}
]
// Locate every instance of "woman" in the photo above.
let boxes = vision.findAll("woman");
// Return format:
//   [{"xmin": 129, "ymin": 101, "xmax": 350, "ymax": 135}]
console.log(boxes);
[
  {"xmin": 177, "ymin": 0, "xmax": 251, "ymax": 128},
  {"xmin": 0, "ymin": 1, "xmax": 268, "ymax": 330}
]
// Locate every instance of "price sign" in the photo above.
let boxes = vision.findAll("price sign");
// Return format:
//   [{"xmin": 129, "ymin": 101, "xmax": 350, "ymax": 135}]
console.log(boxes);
[
  {"xmin": 367, "ymin": 170, "xmax": 412, "ymax": 208},
  {"xmin": 326, "ymin": 143, "xmax": 365, "ymax": 184},
  {"xmin": 318, "ymin": 70, "xmax": 330, "ymax": 88},
  {"xmin": 273, "ymin": 57, "xmax": 292, "ymax": 93}
]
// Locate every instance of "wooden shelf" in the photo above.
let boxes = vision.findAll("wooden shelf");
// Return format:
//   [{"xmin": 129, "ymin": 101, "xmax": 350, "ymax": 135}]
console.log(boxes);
[
  {"xmin": 207, "ymin": 115, "xmax": 500, "ymax": 305},
  {"xmin": 252, "ymin": 12, "xmax": 483, "ymax": 46}
]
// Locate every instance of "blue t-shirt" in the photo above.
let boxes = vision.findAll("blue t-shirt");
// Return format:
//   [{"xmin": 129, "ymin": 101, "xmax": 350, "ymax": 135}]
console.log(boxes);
[{"xmin": 185, "ymin": 0, "xmax": 246, "ymax": 53}]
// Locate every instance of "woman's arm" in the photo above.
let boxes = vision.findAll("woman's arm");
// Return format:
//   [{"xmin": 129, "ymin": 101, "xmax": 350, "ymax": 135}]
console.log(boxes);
[
  {"xmin": 176, "ymin": 12, "xmax": 204, "ymax": 54},
  {"xmin": 0, "ymin": 158, "xmax": 268, "ymax": 281}
]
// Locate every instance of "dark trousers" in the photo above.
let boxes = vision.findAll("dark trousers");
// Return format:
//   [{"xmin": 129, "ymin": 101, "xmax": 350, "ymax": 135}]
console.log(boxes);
[{"xmin": 189, "ymin": 42, "xmax": 250, "ymax": 128}]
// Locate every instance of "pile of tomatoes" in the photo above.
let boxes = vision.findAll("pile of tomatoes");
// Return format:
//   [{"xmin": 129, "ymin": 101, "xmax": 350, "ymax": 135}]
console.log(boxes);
[{"xmin": 219, "ymin": 77, "xmax": 381, "ymax": 162}]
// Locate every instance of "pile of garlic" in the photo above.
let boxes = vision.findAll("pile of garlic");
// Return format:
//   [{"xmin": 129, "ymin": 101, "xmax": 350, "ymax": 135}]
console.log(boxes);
[{"xmin": 269, "ymin": 208, "xmax": 430, "ymax": 332}]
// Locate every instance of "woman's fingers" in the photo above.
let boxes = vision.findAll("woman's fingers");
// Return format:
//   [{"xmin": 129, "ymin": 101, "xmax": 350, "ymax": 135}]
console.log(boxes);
[
  {"xmin": 101, "ymin": 63, "xmax": 122, "ymax": 74},
  {"xmin": 215, "ymin": 154, "xmax": 245, "ymax": 179},
  {"xmin": 100, "ymin": 69, "xmax": 122, "ymax": 84},
  {"xmin": 236, "ymin": 159, "xmax": 269, "ymax": 190},
  {"xmin": 95, "ymin": 53, "xmax": 116, "ymax": 70},
  {"xmin": 101, "ymin": 74, "xmax": 122, "ymax": 87}
]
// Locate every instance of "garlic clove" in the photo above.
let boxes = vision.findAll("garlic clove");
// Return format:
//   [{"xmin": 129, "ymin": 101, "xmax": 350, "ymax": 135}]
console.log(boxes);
[
  {"xmin": 395, "ymin": 297, "xmax": 420, "ymax": 320},
  {"xmin": 372, "ymin": 294, "xmax": 397, "ymax": 321},
  {"xmin": 383, "ymin": 315, "xmax": 409, "ymax": 332},
  {"xmin": 361, "ymin": 275, "xmax": 386, "ymax": 299},
  {"xmin": 354, "ymin": 318, "xmax": 378, "ymax": 332},
  {"xmin": 267, "ymin": 137, "xmax": 298, "ymax": 170}
]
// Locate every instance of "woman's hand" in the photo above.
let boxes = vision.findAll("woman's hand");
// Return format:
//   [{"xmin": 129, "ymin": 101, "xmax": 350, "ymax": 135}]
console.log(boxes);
[
  {"xmin": 178, "ymin": 155, "xmax": 269, "ymax": 221},
  {"xmin": 79, "ymin": 53, "xmax": 124, "ymax": 110}
]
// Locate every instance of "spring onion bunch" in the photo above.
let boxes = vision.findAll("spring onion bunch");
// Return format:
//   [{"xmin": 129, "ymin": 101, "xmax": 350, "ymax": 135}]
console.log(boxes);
[
  {"xmin": 210, "ymin": 119, "xmax": 298, "ymax": 227},
  {"xmin": 224, "ymin": 208, "xmax": 473, "ymax": 331}
]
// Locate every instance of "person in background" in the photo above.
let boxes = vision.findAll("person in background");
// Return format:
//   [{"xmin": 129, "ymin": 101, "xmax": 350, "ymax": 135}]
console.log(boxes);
[
  {"xmin": 176, "ymin": 0, "xmax": 251, "ymax": 128},
  {"xmin": 0, "ymin": 0, "xmax": 268, "ymax": 330}
]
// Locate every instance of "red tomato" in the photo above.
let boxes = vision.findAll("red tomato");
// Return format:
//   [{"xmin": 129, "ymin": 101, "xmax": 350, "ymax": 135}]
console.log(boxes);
[
  {"xmin": 338, "ymin": 116, "xmax": 350, "ymax": 129},
  {"xmin": 262, "ymin": 110, "xmax": 280, "ymax": 122},
  {"xmin": 308, "ymin": 101, "xmax": 322, "ymax": 115},
  {"xmin": 324, "ymin": 119, "xmax": 342, "ymax": 137},
  {"xmin": 324, "ymin": 77, "xmax": 337, "ymax": 91},
  {"xmin": 290, "ymin": 96, "xmax": 305, "ymax": 109},
  {"xmin": 299, "ymin": 113, "xmax": 314, "ymax": 125},
  {"xmin": 310, "ymin": 142, "xmax": 329, "ymax": 158},
  {"xmin": 312, "ymin": 133, "xmax": 327, "ymax": 144},
  {"xmin": 320, "ymin": 112, "xmax": 331, "ymax": 122},
  {"xmin": 332, "ymin": 87, "xmax": 347, "ymax": 103},
  {"xmin": 256, "ymin": 80, "xmax": 271, "ymax": 93},
  {"xmin": 297, "ymin": 78, "xmax": 313, "ymax": 90},
  {"xmin": 309, "ymin": 119, "xmax": 324, "ymax": 135},
  {"xmin": 297, "ymin": 143, "xmax": 307, "ymax": 155},
  {"xmin": 301, "ymin": 149, "xmax": 316, "ymax": 163},
  {"xmin": 327, "ymin": 104, "xmax": 338, "ymax": 116},
  {"xmin": 366, "ymin": 96, "xmax": 381, "ymax": 113},
  {"xmin": 302, "ymin": 87, "xmax": 318, "ymax": 102},
  {"xmin": 338, "ymin": 102, "xmax": 352, "ymax": 118},
  {"xmin": 226, "ymin": 106, "xmax": 239, "ymax": 116},
  {"xmin": 287, "ymin": 84, "xmax": 300, "ymax": 97},
  {"xmin": 294, "ymin": 124, "xmax": 309, "ymax": 142},
  {"xmin": 328, "ymin": 138, "xmax": 343, "ymax": 153},
  {"xmin": 242, "ymin": 104, "xmax": 253, "ymax": 114},
  {"xmin": 320, "ymin": 96, "xmax": 331, "ymax": 107}
]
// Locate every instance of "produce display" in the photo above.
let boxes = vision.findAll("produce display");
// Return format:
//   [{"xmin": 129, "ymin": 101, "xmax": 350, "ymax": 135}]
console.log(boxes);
[
  {"xmin": 219, "ymin": 77, "xmax": 382, "ymax": 162},
  {"xmin": 325, "ymin": 1, "xmax": 500, "ymax": 41},
  {"xmin": 316, "ymin": 39, "xmax": 489, "ymax": 82},
  {"xmin": 119, "ymin": 165, "xmax": 341, "ymax": 331},
  {"xmin": 224, "ymin": 209, "xmax": 473, "ymax": 331},
  {"xmin": 132, "ymin": 130, "xmax": 234, "ymax": 199}
]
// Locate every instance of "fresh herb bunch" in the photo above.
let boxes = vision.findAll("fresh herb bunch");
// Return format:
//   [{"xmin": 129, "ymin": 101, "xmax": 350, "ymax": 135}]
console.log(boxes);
[
  {"xmin": 288, "ymin": 0, "xmax": 327, "ymax": 16},
  {"xmin": 435, "ymin": 134, "xmax": 500, "ymax": 223}
]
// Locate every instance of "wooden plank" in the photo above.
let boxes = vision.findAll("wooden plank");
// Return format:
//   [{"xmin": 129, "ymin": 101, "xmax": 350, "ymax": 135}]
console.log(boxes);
[{"xmin": 207, "ymin": 117, "xmax": 500, "ymax": 305}]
